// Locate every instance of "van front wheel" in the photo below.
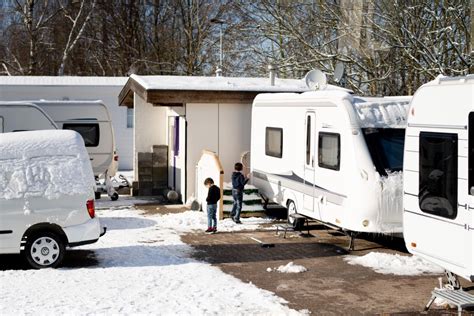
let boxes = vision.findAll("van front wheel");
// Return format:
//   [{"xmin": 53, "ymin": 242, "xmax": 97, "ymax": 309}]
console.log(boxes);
[{"xmin": 24, "ymin": 233, "xmax": 65, "ymax": 269}]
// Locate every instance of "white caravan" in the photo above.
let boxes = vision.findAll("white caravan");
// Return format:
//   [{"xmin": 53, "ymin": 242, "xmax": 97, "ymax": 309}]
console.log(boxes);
[
  {"xmin": 0, "ymin": 102, "xmax": 58, "ymax": 132},
  {"xmin": 32, "ymin": 100, "xmax": 119, "ymax": 200},
  {"xmin": 251, "ymin": 89, "xmax": 411, "ymax": 239},
  {"xmin": 0, "ymin": 130, "xmax": 105, "ymax": 269},
  {"xmin": 403, "ymin": 75, "xmax": 474, "ymax": 284}
]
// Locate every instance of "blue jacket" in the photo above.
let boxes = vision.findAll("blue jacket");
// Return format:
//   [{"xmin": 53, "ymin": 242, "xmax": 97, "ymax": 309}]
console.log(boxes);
[{"xmin": 231, "ymin": 172, "xmax": 248, "ymax": 191}]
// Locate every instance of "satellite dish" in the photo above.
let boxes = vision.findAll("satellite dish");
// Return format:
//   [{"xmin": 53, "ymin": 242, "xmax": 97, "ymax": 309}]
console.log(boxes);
[
  {"xmin": 333, "ymin": 62, "xmax": 345, "ymax": 83},
  {"xmin": 304, "ymin": 69, "xmax": 327, "ymax": 90}
]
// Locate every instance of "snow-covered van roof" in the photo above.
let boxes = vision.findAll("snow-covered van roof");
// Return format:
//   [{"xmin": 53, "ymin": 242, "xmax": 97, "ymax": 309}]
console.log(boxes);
[
  {"xmin": 254, "ymin": 90, "xmax": 411, "ymax": 128},
  {"xmin": 0, "ymin": 130, "xmax": 94, "ymax": 200},
  {"xmin": 0, "ymin": 76, "xmax": 127, "ymax": 86}
]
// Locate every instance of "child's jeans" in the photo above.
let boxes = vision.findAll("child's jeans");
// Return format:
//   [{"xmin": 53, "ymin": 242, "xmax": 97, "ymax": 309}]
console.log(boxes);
[
  {"xmin": 231, "ymin": 189, "xmax": 243, "ymax": 220},
  {"xmin": 207, "ymin": 204, "xmax": 217, "ymax": 228}
]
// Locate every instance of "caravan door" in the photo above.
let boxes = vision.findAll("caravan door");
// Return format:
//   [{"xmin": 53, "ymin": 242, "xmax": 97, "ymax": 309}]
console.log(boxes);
[
  {"xmin": 303, "ymin": 112, "xmax": 316, "ymax": 212},
  {"xmin": 414, "ymin": 127, "xmax": 471, "ymax": 277},
  {"xmin": 468, "ymin": 112, "xmax": 474, "ymax": 278}
]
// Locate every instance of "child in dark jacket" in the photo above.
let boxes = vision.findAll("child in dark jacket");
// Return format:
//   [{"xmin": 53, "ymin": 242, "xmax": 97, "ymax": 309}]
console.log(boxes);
[
  {"xmin": 231, "ymin": 162, "xmax": 249, "ymax": 224},
  {"xmin": 204, "ymin": 177, "xmax": 221, "ymax": 233}
]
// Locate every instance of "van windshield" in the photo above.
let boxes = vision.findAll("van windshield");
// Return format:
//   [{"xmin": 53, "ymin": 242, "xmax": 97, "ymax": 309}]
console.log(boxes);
[{"xmin": 362, "ymin": 128, "xmax": 405, "ymax": 176}]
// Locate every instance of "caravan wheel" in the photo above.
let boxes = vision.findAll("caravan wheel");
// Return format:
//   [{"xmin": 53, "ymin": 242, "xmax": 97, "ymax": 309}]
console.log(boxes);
[{"xmin": 287, "ymin": 200, "xmax": 297, "ymax": 224}]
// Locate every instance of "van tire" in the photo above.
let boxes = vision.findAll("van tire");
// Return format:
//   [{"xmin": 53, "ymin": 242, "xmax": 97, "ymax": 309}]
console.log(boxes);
[
  {"xmin": 287, "ymin": 200, "xmax": 304, "ymax": 230},
  {"xmin": 95, "ymin": 192, "xmax": 101, "ymax": 199},
  {"xmin": 24, "ymin": 232, "xmax": 65, "ymax": 269}
]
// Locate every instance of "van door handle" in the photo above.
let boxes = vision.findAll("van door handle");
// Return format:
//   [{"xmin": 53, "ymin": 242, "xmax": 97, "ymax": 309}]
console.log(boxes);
[
  {"xmin": 90, "ymin": 158, "xmax": 94, "ymax": 161},
  {"xmin": 458, "ymin": 203, "xmax": 467, "ymax": 209}
]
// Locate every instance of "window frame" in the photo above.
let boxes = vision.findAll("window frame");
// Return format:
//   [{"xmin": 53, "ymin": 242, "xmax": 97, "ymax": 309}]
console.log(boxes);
[
  {"xmin": 318, "ymin": 132, "xmax": 341, "ymax": 171},
  {"xmin": 265, "ymin": 127, "xmax": 283, "ymax": 158},
  {"xmin": 418, "ymin": 131, "xmax": 458, "ymax": 220},
  {"xmin": 63, "ymin": 123, "xmax": 100, "ymax": 147}
]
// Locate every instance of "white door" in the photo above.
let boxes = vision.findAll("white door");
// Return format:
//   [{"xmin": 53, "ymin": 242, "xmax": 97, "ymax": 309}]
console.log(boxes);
[{"xmin": 303, "ymin": 112, "xmax": 315, "ymax": 212}]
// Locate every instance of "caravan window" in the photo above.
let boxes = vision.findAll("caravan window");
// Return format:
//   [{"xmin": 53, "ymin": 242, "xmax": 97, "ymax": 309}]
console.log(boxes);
[
  {"xmin": 318, "ymin": 132, "xmax": 340, "ymax": 170},
  {"xmin": 63, "ymin": 123, "xmax": 100, "ymax": 147},
  {"xmin": 419, "ymin": 132, "xmax": 457, "ymax": 219},
  {"xmin": 265, "ymin": 127, "xmax": 283, "ymax": 158},
  {"xmin": 362, "ymin": 129, "xmax": 405, "ymax": 176}
]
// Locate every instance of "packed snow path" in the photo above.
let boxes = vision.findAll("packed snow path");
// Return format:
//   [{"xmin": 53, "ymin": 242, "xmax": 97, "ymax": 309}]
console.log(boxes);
[{"xmin": 0, "ymin": 204, "xmax": 301, "ymax": 315}]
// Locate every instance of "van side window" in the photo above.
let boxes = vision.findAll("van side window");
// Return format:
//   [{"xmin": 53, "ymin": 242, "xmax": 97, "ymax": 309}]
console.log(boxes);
[
  {"xmin": 63, "ymin": 123, "xmax": 100, "ymax": 147},
  {"xmin": 469, "ymin": 112, "xmax": 473, "ymax": 195},
  {"xmin": 419, "ymin": 132, "xmax": 457, "ymax": 219},
  {"xmin": 265, "ymin": 127, "xmax": 283, "ymax": 158},
  {"xmin": 318, "ymin": 132, "xmax": 340, "ymax": 170}
]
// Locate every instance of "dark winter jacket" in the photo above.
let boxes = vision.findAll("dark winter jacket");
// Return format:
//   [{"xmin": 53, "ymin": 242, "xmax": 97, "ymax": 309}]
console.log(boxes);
[
  {"xmin": 206, "ymin": 185, "xmax": 221, "ymax": 204},
  {"xmin": 231, "ymin": 172, "xmax": 248, "ymax": 191}
]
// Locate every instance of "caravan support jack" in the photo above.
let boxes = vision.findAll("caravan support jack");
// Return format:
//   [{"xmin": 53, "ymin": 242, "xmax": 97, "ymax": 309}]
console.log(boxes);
[{"xmin": 344, "ymin": 231, "xmax": 359, "ymax": 251}]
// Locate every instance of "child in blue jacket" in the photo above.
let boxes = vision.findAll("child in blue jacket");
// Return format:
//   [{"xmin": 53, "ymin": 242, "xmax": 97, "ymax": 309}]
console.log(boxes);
[{"xmin": 230, "ymin": 162, "xmax": 249, "ymax": 224}]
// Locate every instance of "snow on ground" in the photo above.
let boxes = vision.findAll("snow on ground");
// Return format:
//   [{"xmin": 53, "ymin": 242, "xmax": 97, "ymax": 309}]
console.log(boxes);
[
  {"xmin": 0, "ymin": 205, "xmax": 301, "ymax": 315},
  {"xmin": 344, "ymin": 252, "xmax": 444, "ymax": 276},
  {"xmin": 95, "ymin": 195, "xmax": 161, "ymax": 208},
  {"xmin": 275, "ymin": 262, "xmax": 308, "ymax": 274},
  {"xmin": 156, "ymin": 210, "xmax": 275, "ymax": 232}
]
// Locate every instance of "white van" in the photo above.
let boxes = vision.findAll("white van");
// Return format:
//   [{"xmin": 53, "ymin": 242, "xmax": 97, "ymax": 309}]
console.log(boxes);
[
  {"xmin": 0, "ymin": 130, "xmax": 105, "ymax": 269},
  {"xmin": 403, "ymin": 75, "xmax": 474, "ymax": 284},
  {"xmin": 251, "ymin": 89, "xmax": 411, "ymax": 240},
  {"xmin": 0, "ymin": 102, "xmax": 58, "ymax": 132},
  {"xmin": 31, "ymin": 100, "xmax": 119, "ymax": 200}
]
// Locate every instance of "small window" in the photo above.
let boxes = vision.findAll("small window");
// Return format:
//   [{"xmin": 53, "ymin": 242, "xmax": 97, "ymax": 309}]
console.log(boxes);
[
  {"xmin": 265, "ymin": 127, "xmax": 283, "ymax": 158},
  {"xmin": 469, "ymin": 113, "xmax": 474, "ymax": 195},
  {"xmin": 306, "ymin": 116, "xmax": 311, "ymax": 166},
  {"xmin": 419, "ymin": 132, "xmax": 457, "ymax": 219},
  {"xmin": 127, "ymin": 108, "xmax": 134, "ymax": 128},
  {"xmin": 63, "ymin": 123, "xmax": 100, "ymax": 147},
  {"xmin": 318, "ymin": 132, "xmax": 340, "ymax": 170}
]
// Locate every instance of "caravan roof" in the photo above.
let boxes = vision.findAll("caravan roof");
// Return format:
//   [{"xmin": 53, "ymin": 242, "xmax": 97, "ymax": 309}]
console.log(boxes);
[
  {"xmin": 31, "ymin": 100, "xmax": 111, "ymax": 122},
  {"xmin": 254, "ymin": 90, "xmax": 411, "ymax": 129}
]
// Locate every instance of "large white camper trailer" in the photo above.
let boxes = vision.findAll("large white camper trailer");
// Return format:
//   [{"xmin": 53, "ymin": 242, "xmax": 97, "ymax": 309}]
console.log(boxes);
[
  {"xmin": 251, "ymin": 89, "xmax": 411, "ymax": 240},
  {"xmin": 31, "ymin": 100, "xmax": 119, "ymax": 200},
  {"xmin": 403, "ymin": 75, "xmax": 474, "ymax": 284},
  {"xmin": 0, "ymin": 102, "xmax": 57, "ymax": 132}
]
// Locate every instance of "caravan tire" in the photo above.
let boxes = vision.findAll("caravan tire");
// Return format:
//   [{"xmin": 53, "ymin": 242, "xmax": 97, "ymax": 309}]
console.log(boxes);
[{"xmin": 287, "ymin": 200, "xmax": 304, "ymax": 230}]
